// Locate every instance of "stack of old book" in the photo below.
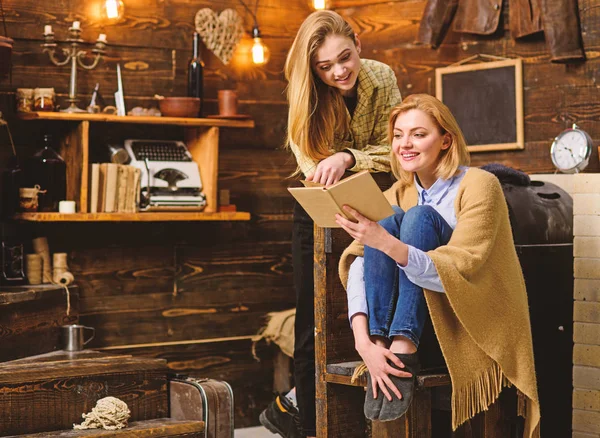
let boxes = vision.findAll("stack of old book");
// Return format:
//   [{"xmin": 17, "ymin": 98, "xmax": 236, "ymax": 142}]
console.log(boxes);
[{"xmin": 89, "ymin": 163, "xmax": 141, "ymax": 213}]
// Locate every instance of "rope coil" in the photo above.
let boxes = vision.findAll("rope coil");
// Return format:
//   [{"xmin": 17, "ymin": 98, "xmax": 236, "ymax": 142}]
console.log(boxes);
[{"xmin": 73, "ymin": 397, "xmax": 131, "ymax": 430}]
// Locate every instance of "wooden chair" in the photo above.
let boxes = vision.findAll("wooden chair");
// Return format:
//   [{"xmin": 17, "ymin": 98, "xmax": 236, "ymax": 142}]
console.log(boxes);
[{"xmin": 314, "ymin": 227, "xmax": 521, "ymax": 438}]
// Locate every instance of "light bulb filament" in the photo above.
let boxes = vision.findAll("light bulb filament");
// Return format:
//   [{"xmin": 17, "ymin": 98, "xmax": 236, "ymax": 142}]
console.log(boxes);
[
  {"xmin": 104, "ymin": 0, "xmax": 124, "ymax": 20},
  {"xmin": 313, "ymin": 0, "xmax": 326, "ymax": 9},
  {"xmin": 252, "ymin": 37, "xmax": 266, "ymax": 64}
]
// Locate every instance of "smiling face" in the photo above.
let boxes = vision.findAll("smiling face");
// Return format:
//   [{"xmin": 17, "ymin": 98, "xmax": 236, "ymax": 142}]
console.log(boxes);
[
  {"xmin": 392, "ymin": 109, "xmax": 451, "ymax": 189},
  {"xmin": 312, "ymin": 34, "xmax": 362, "ymax": 96}
]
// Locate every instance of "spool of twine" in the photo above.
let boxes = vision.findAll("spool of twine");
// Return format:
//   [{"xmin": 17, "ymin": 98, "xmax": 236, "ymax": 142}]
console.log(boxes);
[
  {"xmin": 25, "ymin": 253, "xmax": 43, "ymax": 285},
  {"xmin": 57, "ymin": 271, "xmax": 75, "ymax": 286},
  {"xmin": 32, "ymin": 237, "xmax": 52, "ymax": 283},
  {"xmin": 53, "ymin": 252, "xmax": 68, "ymax": 269}
]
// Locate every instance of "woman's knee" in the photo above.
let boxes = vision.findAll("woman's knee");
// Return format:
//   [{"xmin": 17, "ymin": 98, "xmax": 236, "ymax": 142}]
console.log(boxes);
[
  {"xmin": 399, "ymin": 205, "xmax": 438, "ymax": 243},
  {"xmin": 377, "ymin": 206, "xmax": 405, "ymax": 234}
]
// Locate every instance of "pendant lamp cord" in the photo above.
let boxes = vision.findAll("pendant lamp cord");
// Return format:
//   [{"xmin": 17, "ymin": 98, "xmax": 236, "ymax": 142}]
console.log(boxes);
[{"xmin": 237, "ymin": 0, "xmax": 260, "ymax": 28}]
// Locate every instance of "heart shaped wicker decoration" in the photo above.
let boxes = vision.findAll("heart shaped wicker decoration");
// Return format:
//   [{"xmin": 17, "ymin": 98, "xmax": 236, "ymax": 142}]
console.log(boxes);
[{"xmin": 195, "ymin": 8, "xmax": 244, "ymax": 65}]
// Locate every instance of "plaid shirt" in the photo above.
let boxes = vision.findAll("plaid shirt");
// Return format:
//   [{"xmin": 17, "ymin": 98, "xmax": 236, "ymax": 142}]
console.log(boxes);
[{"xmin": 290, "ymin": 59, "xmax": 402, "ymax": 177}]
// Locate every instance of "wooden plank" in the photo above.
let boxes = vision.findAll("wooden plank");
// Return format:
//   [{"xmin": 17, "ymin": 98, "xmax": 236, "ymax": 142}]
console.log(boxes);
[
  {"xmin": 0, "ymin": 0, "xmax": 309, "ymax": 48},
  {"xmin": 8, "ymin": 418, "xmax": 204, "ymax": 437},
  {"xmin": 0, "ymin": 355, "xmax": 167, "ymax": 382},
  {"xmin": 337, "ymin": 2, "xmax": 426, "ymax": 48},
  {"xmin": 18, "ymin": 111, "xmax": 255, "ymax": 128},
  {"xmin": 14, "ymin": 211, "xmax": 251, "ymax": 221},
  {"xmin": 186, "ymin": 126, "xmax": 219, "ymax": 213},
  {"xmin": 9, "ymin": 39, "xmax": 290, "ymax": 102},
  {"xmin": 0, "ymin": 286, "xmax": 78, "ymax": 362},
  {"xmin": 323, "ymin": 383, "xmax": 366, "ymax": 438},
  {"xmin": 65, "ymin": 240, "xmax": 293, "ymax": 346},
  {"xmin": 0, "ymin": 366, "xmax": 168, "ymax": 435},
  {"xmin": 218, "ymin": 149, "xmax": 296, "ymax": 213},
  {"xmin": 58, "ymin": 121, "xmax": 87, "ymax": 213}
]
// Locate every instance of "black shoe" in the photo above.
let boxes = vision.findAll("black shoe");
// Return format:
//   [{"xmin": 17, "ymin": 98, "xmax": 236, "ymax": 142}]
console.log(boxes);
[{"xmin": 259, "ymin": 394, "xmax": 304, "ymax": 438}]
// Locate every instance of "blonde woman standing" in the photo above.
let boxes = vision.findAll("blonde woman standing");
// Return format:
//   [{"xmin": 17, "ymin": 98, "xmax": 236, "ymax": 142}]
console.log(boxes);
[{"xmin": 259, "ymin": 10, "xmax": 401, "ymax": 438}]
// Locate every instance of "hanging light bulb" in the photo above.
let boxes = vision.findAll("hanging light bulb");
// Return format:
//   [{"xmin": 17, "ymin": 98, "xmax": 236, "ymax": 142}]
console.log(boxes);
[
  {"xmin": 104, "ymin": 0, "xmax": 124, "ymax": 20},
  {"xmin": 251, "ymin": 26, "xmax": 270, "ymax": 65},
  {"xmin": 312, "ymin": 0, "xmax": 327, "ymax": 9}
]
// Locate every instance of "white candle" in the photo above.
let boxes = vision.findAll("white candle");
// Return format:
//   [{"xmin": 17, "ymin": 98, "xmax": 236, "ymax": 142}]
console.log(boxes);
[
  {"xmin": 44, "ymin": 25, "xmax": 53, "ymax": 35},
  {"xmin": 72, "ymin": 21, "xmax": 80, "ymax": 29},
  {"xmin": 98, "ymin": 33, "xmax": 107, "ymax": 43}
]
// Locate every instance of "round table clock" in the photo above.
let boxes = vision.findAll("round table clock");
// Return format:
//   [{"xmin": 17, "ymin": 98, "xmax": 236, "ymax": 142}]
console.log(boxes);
[{"xmin": 550, "ymin": 124, "xmax": 593, "ymax": 173}]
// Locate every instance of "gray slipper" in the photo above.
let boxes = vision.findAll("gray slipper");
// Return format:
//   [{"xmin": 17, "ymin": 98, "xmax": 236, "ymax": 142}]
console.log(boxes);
[
  {"xmin": 364, "ymin": 372, "xmax": 384, "ymax": 420},
  {"xmin": 377, "ymin": 352, "xmax": 420, "ymax": 422}
]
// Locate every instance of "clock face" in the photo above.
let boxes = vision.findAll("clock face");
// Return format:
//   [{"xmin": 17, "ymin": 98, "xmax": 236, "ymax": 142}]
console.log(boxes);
[{"xmin": 551, "ymin": 129, "xmax": 591, "ymax": 173}]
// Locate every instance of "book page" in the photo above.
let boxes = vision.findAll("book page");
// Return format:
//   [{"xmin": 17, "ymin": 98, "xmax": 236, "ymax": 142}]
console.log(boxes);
[
  {"xmin": 327, "ymin": 171, "xmax": 394, "ymax": 223},
  {"xmin": 89, "ymin": 163, "xmax": 100, "ymax": 213},
  {"xmin": 288, "ymin": 187, "xmax": 344, "ymax": 228},
  {"xmin": 300, "ymin": 180, "xmax": 323, "ymax": 188}
]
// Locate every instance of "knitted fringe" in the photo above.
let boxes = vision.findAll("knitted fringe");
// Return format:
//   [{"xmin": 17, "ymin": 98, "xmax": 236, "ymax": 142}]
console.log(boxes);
[{"xmin": 451, "ymin": 362, "xmax": 510, "ymax": 431}]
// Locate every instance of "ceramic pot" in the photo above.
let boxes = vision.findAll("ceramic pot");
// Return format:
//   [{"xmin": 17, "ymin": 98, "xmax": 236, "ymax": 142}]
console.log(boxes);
[{"xmin": 218, "ymin": 90, "xmax": 238, "ymax": 116}]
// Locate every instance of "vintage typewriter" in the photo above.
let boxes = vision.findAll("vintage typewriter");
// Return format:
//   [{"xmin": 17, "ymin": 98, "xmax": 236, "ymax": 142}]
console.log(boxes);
[{"xmin": 124, "ymin": 139, "xmax": 206, "ymax": 210}]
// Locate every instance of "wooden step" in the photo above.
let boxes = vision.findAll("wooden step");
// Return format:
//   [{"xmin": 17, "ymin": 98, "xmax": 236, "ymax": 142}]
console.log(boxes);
[
  {"xmin": 5, "ymin": 418, "xmax": 205, "ymax": 437},
  {"xmin": 0, "ymin": 285, "xmax": 78, "ymax": 362},
  {"xmin": 325, "ymin": 360, "xmax": 451, "ymax": 388},
  {"xmin": 0, "ymin": 350, "xmax": 170, "ymax": 435}
]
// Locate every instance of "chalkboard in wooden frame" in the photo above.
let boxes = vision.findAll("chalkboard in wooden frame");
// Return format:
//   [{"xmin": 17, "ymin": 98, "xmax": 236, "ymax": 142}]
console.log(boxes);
[{"xmin": 435, "ymin": 58, "xmax": 523, "ymax": 152}]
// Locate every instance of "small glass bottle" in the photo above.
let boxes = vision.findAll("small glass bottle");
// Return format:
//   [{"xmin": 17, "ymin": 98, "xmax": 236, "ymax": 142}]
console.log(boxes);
[
  {"xmin": 187, "ymin": 32, "xmax": 204, "ymax": 116},
  {"xmin": 24, "ymin": 134, "xmax": 66, "ymax": 211}
]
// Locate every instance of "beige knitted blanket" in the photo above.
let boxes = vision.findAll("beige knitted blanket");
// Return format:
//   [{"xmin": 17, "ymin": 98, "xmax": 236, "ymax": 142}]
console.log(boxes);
[{"xmin": 339, "ymin": 168, "xmax": 540, "ymax": 437}]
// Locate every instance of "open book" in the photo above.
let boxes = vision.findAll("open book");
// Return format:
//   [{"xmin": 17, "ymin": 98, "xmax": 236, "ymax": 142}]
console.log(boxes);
[{"xmin": 288, "ymin": 170, "xmax": 395, "ymax": 228}]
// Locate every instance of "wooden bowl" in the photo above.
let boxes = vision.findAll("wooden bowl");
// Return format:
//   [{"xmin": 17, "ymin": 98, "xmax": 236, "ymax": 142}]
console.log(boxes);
[{"xmin": 158, "ymin": 97, "xmax": 201, "ymax": 118}]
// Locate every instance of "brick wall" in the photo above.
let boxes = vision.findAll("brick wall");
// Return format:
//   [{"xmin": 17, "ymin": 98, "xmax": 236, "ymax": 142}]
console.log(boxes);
[
  {"xmin": 531, "ymin": 173, "xmax": 600, "ymax": 436},
  {"xmin": 572, "ymin": 174, "xmax": 600, "ymax": 437}
]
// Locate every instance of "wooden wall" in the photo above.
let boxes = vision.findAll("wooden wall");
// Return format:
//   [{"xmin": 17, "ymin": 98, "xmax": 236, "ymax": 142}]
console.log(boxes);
[
  {"xmin": 0, "ymin": 0, "xmax": 304, "ymax": 427},
  {"xmin": 1, "ymin": 0, "xmax": 599, "ymax": 428},
  {"xmin": 334, "ymin": 0, "xmax": 600, "ymax": 174}
]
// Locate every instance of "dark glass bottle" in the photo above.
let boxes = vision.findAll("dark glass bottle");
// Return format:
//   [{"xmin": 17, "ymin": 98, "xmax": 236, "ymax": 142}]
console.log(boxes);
[
  {"xmin": 25, "ymin": 134, "xmax": 66, "ymax": 212},
  {"xmin": 187, "ymin": 32, "xmax": 204, "ymax": 116}
]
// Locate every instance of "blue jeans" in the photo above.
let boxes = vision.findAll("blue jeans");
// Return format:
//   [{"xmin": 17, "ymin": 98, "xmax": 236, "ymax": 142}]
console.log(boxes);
[{"xmin": 364, "ymin": 205, "xmax": 453, "ymax": 348}]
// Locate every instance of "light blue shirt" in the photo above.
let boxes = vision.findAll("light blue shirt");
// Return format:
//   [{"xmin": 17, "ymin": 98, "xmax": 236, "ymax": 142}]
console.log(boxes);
[{"xmin": 347, "ymin": 167, "xmax": 468, "ymax": 321}]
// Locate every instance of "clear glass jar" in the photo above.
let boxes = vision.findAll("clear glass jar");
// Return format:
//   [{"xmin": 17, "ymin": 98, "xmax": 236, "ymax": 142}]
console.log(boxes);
[
  {"xmin": 33, "ymin": 88, "xmax": 56, "ymax": 111},
  {"xmin": 16, "ymin": 88, "xmax": 34, "ymax": 112}
]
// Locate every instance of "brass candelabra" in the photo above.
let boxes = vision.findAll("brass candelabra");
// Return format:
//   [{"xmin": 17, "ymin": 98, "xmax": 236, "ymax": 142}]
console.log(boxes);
[{"xmin": 42, "ymin": 22, "xmax": 107, "ymax": 113}]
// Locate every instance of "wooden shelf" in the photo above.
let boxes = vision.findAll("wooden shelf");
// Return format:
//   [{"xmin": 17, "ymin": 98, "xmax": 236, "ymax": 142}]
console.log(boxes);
[
  {"xmin": 17, "ymin": 111, "xmax": 255, "ymax": 128},
  {"xmin": 14, "ymin": 211, "xmax": 251, "ymax": 222}
]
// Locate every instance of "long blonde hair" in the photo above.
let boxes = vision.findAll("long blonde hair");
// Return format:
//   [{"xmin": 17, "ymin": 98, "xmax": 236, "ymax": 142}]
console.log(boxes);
[
  {"xmin": 284, "ymin": 10, "xmax": 355, "ymax": 164},
  {"xmin": 389, "ymin": 94, "xmax": 470, "ymax": 185}
]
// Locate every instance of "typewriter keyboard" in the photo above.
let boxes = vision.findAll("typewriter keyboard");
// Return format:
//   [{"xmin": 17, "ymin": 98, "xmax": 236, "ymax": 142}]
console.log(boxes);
[{"xmin": 130, "ymin": 141, "xmax": 193, "ymax": 162}]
